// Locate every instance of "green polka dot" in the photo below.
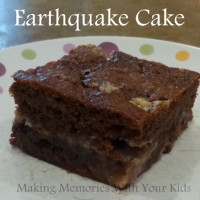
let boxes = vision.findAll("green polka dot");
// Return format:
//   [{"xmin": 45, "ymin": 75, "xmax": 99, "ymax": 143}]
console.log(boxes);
[
  {"xmin": 139, "ymin": 44, "xmax": 154, "ymax": 55},
  {"xmin": 21, "ymin": 49, "xmax": 37, "ymax": 60}
]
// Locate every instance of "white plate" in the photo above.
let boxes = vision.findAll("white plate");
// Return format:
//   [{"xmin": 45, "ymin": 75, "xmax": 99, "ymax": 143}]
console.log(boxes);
[{"xmin": 0, "ymin": 36, "xmax": 200, "ymax": 200}]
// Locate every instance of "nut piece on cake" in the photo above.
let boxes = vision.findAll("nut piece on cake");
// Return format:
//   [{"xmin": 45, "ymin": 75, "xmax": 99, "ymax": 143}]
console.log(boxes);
[{"xmin": 9, "ymin": 45, "xmax": 200, "ymax": 189}]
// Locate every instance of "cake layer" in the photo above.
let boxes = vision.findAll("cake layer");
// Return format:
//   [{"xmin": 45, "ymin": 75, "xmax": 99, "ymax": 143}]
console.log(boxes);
[
  {"xmin": 10, "ymin": 74, "xmax": 198, "ymax": 151},
  {"xmin": 10, "ymin": 106, "xmax": 192, "ymax": 189},
  {"xmin": 11, "ymin": 120, "xmax": 144, "ymax": 189},
  {"xmin": 13, "ymin": 110, "xmax": 141, "ymax": 162},
  {"xmin": 11, "ymin": 47, "xmax": 200, "ymax": 135}
]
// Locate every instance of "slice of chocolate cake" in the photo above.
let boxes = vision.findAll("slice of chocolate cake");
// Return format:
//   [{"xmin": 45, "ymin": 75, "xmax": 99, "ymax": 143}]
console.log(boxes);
[{"xmin": 9, "ymin": 45, "xmax": 200, "ymax": 189}]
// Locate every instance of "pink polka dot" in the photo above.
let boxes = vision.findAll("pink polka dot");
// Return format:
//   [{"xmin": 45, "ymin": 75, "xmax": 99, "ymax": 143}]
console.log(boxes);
[
  {"xmin": 98, "ymin": 42, "xmax": 119, "ymax": 58},
  {"xmin": 0, "ymin": 63, "xmax": 6, "ymax": 76},
  {"xmin": 63, "ymin": 43, "xmax": 76, "ymax": 54},
  {"xmin": 0, "ymin": 86, "xmax": 3, "ymax": 94}
]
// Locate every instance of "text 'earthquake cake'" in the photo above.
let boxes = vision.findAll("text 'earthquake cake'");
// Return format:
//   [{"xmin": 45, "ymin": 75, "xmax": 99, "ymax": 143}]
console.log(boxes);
[{"xmin": 9, "ymin": 45, "xmax": 200, "ymax": 189}]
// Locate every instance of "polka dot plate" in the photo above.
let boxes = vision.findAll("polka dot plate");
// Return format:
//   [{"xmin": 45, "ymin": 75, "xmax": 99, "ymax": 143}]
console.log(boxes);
[{"xmin": 0, "ymin": 36, "xmax": 200, "ymax": 200}]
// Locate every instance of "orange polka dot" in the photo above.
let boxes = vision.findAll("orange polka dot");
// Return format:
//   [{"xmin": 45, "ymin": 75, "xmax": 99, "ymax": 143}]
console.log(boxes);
[{"xmin": 176, "ymin": 50, "xmax": 190, "ymax": 61}]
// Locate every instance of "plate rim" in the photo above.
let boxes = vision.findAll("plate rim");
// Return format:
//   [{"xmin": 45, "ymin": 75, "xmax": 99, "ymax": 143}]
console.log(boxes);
[{"xmin": 1, "ymin": 35, "xmax": 200, "ymax": 53}]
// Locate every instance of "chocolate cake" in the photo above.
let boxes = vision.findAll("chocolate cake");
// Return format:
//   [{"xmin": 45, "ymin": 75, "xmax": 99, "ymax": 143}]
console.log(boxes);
[{"xmin": 9, "ymin": 45, "xmax": 200, "ymax": 189}]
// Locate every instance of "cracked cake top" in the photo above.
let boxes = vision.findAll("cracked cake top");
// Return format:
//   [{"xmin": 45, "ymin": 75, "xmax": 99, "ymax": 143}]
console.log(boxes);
[{"xmin": 12, "ymin": 45, "xmax": 200, "ymax": 128}]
